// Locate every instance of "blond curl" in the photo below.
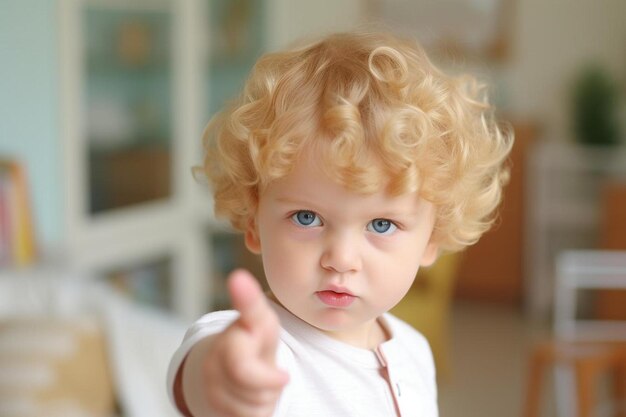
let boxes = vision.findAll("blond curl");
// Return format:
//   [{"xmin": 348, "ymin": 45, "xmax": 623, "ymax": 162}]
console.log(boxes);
[{"xmin": 201, "ymin": 31, "xmax": 513, "ymax": 252}]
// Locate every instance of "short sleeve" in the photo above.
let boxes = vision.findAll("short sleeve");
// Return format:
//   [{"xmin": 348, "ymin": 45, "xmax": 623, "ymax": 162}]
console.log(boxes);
[{"xmin": 165, "ymin": 310, "xmax": 239, "ymax": 406}]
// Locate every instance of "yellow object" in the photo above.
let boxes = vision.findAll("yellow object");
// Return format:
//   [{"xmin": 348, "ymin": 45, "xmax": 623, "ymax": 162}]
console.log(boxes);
[
  {"xmin": 0, "ymin": 159, "xmax": 37, "ymax": 267},
  {"xmin": 390, "ymin": 252, "xmax": 461, "ymax": 380}
]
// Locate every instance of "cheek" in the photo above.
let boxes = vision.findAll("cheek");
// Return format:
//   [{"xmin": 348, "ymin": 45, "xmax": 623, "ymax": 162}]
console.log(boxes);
[
  {"xmin": 376, "ymin": 258, "xmax": 419, "ymax": 293},
  {"xmin": 370, "ymin": 242, "xmax": 422, "ymax": 297},
  {"xmin": 259, "ymin": 235, "xmax": 316, "ymax": 290},
  {"xmin": 372, "ymin": 264, "xmax": 419, "ymax": 313}
]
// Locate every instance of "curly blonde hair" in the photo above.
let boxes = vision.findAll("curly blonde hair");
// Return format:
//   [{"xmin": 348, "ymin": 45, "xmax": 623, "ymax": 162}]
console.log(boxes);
[{"xmin": 202, "ymin": 31, "xmax": 513, "ymax": 252}]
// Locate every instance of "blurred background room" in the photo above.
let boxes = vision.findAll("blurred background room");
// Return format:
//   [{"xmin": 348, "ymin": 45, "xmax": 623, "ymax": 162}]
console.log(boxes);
[{"xmin": 0, "ymin": 0, "xmax": 625, "ymax": 416}]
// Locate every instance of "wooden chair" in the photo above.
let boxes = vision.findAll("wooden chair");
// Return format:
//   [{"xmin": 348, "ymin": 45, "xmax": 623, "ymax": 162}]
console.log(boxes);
[
  {"xmin": 596, "ymin": 182, "xmax": 626, "ymax": 320},
  {"xmin": 524, "ymin": 250, "xmax": 626, "ymax": 417},
  {"xmin": 526, "ymin": 339, "xmax": 626, "ymax": 417}
]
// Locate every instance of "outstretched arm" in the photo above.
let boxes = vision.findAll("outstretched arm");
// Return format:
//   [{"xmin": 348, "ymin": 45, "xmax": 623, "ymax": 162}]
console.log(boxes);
[{"xmin": 175, "ymin": 269, "xmax": 289, "ymax": 417}]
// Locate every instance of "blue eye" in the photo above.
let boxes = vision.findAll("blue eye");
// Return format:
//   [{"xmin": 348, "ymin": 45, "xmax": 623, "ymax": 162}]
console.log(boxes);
[
  {"xmin": 367, "ymin": 218, "xmax": 397, "ymax": 235},
  {"xmin": 291, "ymin": 210, "xmax": 322, "ymax": 227}
]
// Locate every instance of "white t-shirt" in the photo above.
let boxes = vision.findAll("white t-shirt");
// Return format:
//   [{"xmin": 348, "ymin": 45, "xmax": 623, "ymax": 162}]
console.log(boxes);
[{"xmin": 167, "ymin": 301, "xmax": 438, "ymax": 417}]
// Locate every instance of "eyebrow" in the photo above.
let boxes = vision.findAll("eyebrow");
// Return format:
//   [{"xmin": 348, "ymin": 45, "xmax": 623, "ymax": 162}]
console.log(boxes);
[{"xmin": 274, "ymin": 196, "xmax": 319, "ymax": 208}]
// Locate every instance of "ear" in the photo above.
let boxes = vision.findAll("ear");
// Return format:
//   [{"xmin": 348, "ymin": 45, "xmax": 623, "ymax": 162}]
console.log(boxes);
[
  {"xmin": 244, "ymin": 217, "xmax": 261, "ymax": 254},
  {"xmin": 419, "ymin": 241, "xmax": 439, "ymax": 267}
]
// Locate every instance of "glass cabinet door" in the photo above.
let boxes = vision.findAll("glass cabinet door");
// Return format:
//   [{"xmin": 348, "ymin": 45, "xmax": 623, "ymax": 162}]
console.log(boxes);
[{"xmin": 83, "ymin": 3, "xmax": 173, "ymax": 214}]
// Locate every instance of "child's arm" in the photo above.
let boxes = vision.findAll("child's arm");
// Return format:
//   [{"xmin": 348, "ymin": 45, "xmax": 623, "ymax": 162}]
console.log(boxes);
[{"xmin": 174, "ymin": 270, "xmax": 289, "ymax": 417}]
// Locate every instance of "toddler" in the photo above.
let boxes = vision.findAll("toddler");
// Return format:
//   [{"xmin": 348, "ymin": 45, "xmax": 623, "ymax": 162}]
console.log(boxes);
[{"xmin": 167, "ymin": 30, "xmax": 512, "ymax": 417}]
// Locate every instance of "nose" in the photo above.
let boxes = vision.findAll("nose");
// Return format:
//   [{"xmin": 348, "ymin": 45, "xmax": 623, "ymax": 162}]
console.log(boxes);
[{"xmin": 320, "ymin": 231, "xmax": 362, "ymax": 273}]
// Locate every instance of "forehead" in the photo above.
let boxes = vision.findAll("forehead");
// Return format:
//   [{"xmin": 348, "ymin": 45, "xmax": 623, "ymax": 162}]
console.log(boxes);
[
  {"xmin": 265, "ymin": 151, "xmax": 399, "ymax": 203},
  {"xmin": 288, "ymin": 141, "xmax": 389, "ymax": 194}
]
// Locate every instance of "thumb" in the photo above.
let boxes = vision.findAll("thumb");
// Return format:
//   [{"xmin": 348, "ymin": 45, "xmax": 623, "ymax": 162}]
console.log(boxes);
[{"xmin": 227, "ymin": 269, "xmax": 280, "ymax": 359}]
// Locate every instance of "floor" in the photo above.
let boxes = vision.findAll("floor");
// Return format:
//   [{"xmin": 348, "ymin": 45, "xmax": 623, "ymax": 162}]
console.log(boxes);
[{"xmin": 438, "ymin": 301, "xmax": 552, "ymax": 417}]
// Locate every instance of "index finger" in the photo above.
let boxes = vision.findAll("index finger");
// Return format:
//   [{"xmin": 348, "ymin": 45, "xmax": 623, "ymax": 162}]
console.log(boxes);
[{"xmin": 227, "ymin": 269, "xmax": 274, "ymax": 331}]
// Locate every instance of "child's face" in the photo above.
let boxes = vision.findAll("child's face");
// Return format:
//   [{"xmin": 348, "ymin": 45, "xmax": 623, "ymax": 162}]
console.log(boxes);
[{"xmin": 245, "ymin": 153, "xmax": 438, "ymax": 348}]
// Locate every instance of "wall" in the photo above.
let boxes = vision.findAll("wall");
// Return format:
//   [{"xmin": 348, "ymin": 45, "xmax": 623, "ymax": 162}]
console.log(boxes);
[
  {"xmin": 507, "ymin": 0, "xmax": 626, "ymax": 140},
  {"xmin": 0, "ymin": 0, "xmax": 62, "ymax": 248},
  {"xmin": 265, "ymin": 0, "xmax": 365, "ymax": 51}
]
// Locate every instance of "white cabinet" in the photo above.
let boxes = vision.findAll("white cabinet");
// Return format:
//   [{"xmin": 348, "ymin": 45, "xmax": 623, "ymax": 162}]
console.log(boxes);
[
  {"xmin": 58, "ymin": 0, "xmax": 215, "ymax": 320},
  {"xmin": 524, "ymin": 141, "xmax": 626, "ymax": 319}
]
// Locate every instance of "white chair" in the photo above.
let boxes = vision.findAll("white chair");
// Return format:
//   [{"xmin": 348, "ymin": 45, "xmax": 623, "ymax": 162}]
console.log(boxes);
[
  {"xmin": 98, "ymin": 286, "xmax": 188, "ymax": 417},
  {"xmin": 554, "ymin": 250, "xmax": 626, "ymax": 342}
]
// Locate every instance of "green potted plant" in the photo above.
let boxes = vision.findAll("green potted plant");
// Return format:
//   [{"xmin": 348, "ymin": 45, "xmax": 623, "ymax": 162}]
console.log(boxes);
[{"xmin": 571, "ymin": 65, "xmax": 621, "ymax": 146}]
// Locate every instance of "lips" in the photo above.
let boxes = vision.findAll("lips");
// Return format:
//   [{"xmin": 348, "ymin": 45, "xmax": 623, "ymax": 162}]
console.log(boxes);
[{"xmin": 316, "ymin": 289, "xmax": 356, "ymax": 307}]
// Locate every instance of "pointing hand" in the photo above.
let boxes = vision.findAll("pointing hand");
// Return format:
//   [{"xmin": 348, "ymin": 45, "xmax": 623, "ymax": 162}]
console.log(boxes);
[{"xmin": 200, "ymin": 269, "xmax": 288, "ymax": 417}]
